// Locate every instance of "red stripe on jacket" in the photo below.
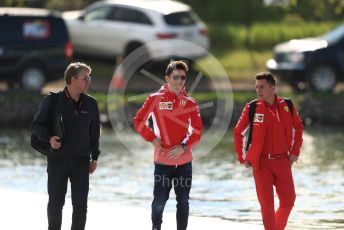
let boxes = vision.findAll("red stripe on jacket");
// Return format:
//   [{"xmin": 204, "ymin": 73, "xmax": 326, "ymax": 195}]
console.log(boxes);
[{"xmin": 133, "ymin": 84, "xmax": 203, "ymax": 166}]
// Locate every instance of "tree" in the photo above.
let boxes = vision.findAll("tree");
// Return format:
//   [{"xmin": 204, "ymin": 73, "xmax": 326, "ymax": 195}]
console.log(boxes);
[{"xmin": 287, "ymin": 0, "xmax": 344, "ymax": 21}]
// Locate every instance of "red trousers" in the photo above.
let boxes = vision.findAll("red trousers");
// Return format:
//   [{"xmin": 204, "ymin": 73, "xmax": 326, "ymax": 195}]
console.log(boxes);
[{"xmin": 253, "ymin": 157, "xmax": 296, "ymax": 230}]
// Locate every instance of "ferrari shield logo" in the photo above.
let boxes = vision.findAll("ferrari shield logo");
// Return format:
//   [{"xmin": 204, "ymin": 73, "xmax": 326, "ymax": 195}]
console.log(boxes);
[
  {"xmin": 284, "ymin": 106, "xmax": 289, "ymax": 112},
  {"xmin": 180, "ymin": 99, "xmax": 186, "ymax": 106},
  {"xmin": 159, "ymin": 102, "xmax": 173, "ymax": 110},
  {"xmin": 254, "ymin": 113, "xmax": 264, "ymax": 123}
]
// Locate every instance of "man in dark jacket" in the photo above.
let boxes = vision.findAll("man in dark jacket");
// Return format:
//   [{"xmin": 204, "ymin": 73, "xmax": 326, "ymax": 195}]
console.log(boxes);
[{"xmin": 31, "ymin": 62, "xmax": 100, "ymax": 230}]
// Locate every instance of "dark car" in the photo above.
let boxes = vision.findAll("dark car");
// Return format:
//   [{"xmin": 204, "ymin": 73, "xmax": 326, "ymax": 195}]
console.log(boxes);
[
  {"xmin": 0, "ymin": 7, "xmax": 73, "ymax": 90},
  {"xmin": 266, "ymin": 23, "xmax": 344, "ymax": 92}
]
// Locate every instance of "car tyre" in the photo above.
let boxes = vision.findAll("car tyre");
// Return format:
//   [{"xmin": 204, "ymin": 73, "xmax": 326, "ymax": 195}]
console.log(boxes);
[
  {"xmin": 290, "ymin": 81, "xmax": 308, "ymax": 92},
  {"xmin": 125, "ymin": 42, "xmax": 155, "ymax": 70},
  {"xmin": 124, "ymin": 42, "xmax": 146, "ymax": 58},
  {"xmin": 307, "ymin": 64, "xmax": 337, "ymax": 92},
  {"xmin": 20, "ymin": 65, "xmax": 46, "ymax": 91}
]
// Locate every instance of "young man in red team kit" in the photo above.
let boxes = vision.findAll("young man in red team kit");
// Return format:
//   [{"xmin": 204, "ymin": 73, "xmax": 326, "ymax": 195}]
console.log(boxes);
[
  {"xmin": 234, "ymin": 72, "xmax": 303, "ymax": 230},
  {"xmin": 134, "ymin": 60, "xmax": 203, "ymax": 230}
]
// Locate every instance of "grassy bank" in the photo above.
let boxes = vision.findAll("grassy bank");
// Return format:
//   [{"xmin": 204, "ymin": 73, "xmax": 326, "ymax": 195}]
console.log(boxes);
[
  {"xmin": 197, "ymin": 49, "xmax": 273, "ymax": 81},
  {"xmin": 208, "ymin": 21, "xmax": 341, "ymax": 51}
]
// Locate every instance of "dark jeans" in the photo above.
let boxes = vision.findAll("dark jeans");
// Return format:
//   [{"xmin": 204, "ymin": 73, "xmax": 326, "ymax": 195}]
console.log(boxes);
[
  {"xmin": 47, "ymin": 157, "xmax": 89, "ymax": 230},
  {"xmin": 152, "ymin": 162, "xmax": 192, "ymax": 230}
]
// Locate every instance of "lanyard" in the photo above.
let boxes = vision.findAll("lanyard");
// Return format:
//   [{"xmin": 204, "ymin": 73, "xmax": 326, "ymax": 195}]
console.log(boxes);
[{"xmin": 64, "ymin": 88, "xmax": 82, "ymax": 115}]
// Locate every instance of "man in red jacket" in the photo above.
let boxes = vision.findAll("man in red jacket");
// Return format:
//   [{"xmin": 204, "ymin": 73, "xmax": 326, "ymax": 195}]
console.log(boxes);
[
  {"xmin": 233, "ymin": 72, "xmax": 303, "ymax": 230},
  {"xmin": 133, "ymin": 60, "xmax": 203, "ymax": 230}
]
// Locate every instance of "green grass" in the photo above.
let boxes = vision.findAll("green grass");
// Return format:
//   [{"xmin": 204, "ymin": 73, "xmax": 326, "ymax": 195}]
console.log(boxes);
[
  {"xmin": 208, "ymin": 21, "xmax": 341, "ymax": 51},
  {"xmin": 213, "ymin": 49, "xmax": 273, "ymax": 81},
  {"xmin": 88, "ymin": 92, "xmax": 109, "ymax": 112},
  {"xmin": 195, "ymin": 48, "xmax": 272, "ymax": 81}
]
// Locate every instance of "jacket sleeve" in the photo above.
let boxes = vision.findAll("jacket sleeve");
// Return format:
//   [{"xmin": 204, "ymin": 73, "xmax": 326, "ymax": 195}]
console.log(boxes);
[
  {"xmin": 133, "ymin": 95, "xmax": 157, "ymax": 142},
  {"xmin": 90, "ymin": 100, "xmax": 101, "ymax": 161},
  {"xmin": 233, "ymin": 103, "xmax": 250, "ymax": 164},
  {"xmin": 290, "ymin": 103, "xmax": 303, "ymax": 155},
  {"xmin": 31, "ymin": 95, "xmax": 52, "ymax": 143},
  {"xmin": 182, "ymin": 102, "xmax": 203, "ymax": 148}
]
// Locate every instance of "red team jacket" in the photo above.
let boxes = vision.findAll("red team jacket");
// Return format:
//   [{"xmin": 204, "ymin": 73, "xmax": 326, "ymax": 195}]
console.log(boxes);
[
  {"xmin": 234, "ymin": 96, "xmax": 303, "ymax": 170},
  {"xmin": 133, "ymin": 84, "xmax": 203, "ymax": 166}
]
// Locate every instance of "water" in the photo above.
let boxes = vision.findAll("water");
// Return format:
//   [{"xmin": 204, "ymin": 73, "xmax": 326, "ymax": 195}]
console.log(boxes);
[{"xmin": 1, "ymin": 127, "xmax": 344, "ymax": 229}]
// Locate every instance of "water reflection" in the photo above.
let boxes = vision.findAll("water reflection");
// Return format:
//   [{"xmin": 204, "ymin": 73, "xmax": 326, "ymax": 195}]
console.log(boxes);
[{"xmin": 0, "ymin": 128, "xmax": 343, "ymax": 229}]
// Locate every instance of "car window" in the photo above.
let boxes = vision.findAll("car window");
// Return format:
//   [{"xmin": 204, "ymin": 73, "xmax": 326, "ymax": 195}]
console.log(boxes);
[
  {"xmin": 108, "ymin": 7, "xmax": 152, "ymax": 25},
  {"xmin": 321, "ymin": 23, "xmax": 344, "ymax": 45},
  {"xmin": 164, "ymin": 11, "xmax": 197, "ymax": 26},
  {"xmin": 84, "ymin": 6, "xmax": 112, "ymax": 21},
  {"xmin": 0, "ymin": 16, "xmax": 68, "ymax": 43}
]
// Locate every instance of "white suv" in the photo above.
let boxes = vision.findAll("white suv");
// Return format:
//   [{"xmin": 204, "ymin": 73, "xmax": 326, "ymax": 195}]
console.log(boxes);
[{"xmin": 63, "ymin": 0, "xmax": 209, "ymax": 60}]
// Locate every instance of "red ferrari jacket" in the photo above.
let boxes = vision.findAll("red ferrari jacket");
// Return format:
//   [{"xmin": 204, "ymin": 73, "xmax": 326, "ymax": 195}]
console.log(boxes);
[
  {"xmin": 233, "ymin": 96, "xmax": 303, "ymax": 170},
  {"xmin": 133, "ymin": 84, "xmax": 203, "ymax": 166}
]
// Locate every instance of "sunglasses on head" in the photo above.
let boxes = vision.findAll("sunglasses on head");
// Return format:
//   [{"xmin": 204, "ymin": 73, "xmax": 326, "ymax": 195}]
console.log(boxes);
[{"xmin": 171, "ymin": 75, "xmax": 186, "ymax": 81}]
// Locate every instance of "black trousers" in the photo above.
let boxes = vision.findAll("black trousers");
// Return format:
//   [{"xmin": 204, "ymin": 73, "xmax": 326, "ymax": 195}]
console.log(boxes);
[
  {"xmin": 152, "ymin": 162, "xmax": 192, "ymax": 230},
  {"xmin": 47, "ymin": 157, "xmax": 89, "ymax": 230}
]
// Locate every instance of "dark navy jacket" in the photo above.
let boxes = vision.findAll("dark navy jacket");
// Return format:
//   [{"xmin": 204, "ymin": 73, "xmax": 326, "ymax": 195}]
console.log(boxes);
[{"xmin": 32, "ymin": 88, "xmax": 100, "ymax": 160}]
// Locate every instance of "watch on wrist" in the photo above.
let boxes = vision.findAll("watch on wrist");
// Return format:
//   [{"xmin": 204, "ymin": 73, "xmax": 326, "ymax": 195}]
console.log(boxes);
[{"xmin": 181, "ymin": 143, "xmax": 187, "ymax": 151}]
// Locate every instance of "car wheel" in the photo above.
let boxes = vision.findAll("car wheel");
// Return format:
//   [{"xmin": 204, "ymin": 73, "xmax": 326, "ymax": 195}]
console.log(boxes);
[
  {"xmin": 307, "ymin": 64, "xmax": 337, "ymax": 92},
  {"xmin": 125, "ymin": 42, "xmax": 151, "ymax": 60},
  {"xmin": 6, "ymin": 80, "xmax": 18, "ymax": 90},
  {"xmin": 290, "ymin": 81, "xmax": 308, "ymax": 92},
  {"xmin": 125, "ymin": 43, "xmax": 143, "ymax": 57},
  {"xmin": 20, "ymin": 66, "xmax": 46, "ymax": 90},
  {"xmin": 125, "ymin": 42, "xmax": 154, "ymax": 70}
]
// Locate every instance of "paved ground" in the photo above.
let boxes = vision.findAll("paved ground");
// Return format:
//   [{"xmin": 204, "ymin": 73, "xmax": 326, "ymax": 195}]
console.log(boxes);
[{"xmin": 0, "ymin": 188, "xmax": 262, "ymax": 230}]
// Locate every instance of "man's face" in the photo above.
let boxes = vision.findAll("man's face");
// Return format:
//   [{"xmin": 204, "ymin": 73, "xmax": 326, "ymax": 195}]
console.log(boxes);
[
  {"xmin": 165, "ymin": 69, "xmax": 186, "ymax": 94},
  {"xmin": 255, "ymin": 79, "xmax": 275, "ymax": 102},
  {"xmin": 72, "ymin": 69, "xmax": 91, "ymax": 93}
]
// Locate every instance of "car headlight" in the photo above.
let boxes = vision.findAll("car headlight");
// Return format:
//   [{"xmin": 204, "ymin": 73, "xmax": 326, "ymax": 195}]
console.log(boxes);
[{"xmin": 287, "ymin": 52, "xmax": 304, "ymax": 63}]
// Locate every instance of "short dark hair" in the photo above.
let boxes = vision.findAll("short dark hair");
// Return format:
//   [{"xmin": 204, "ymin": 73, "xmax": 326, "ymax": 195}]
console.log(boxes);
[
  {"xmin": 64, "ymin": 62, "xmax": 91, "ymax": 84},
  {"xmin": 165, "ymin": 60, "xmax": 189, "ymax": 76},
  {"xmin": 255, "ymin": 72, "xmax": 276, "ymax": 86}
]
